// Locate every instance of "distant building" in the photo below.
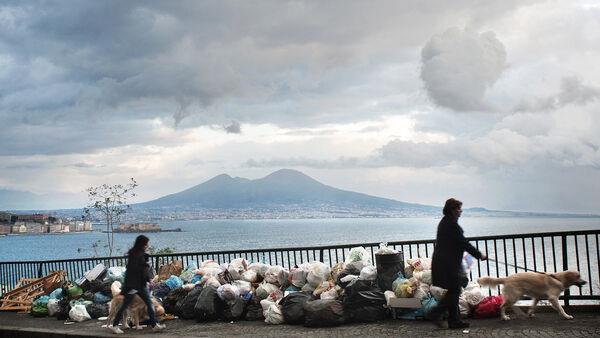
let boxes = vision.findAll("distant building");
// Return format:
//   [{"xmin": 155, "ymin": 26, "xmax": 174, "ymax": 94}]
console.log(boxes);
[
  {"xmin": 16, "ymin": 214, "xmax": 49, "ymax": 223},
  {"xmin": 117, "ymin": 223, "xmax": 161, "ymax": 232},
  {"xmin": 0, "ymin": 224, "xmax": 11, "ymax": 234},
  {"xmin": 0, "ymin": 212, "xmax": 12, "ymax": 224}
]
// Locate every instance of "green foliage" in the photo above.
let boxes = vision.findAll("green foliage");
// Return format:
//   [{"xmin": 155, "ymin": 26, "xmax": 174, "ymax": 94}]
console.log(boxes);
[{"xmin": 149, "ymin": 246, "xmax": 175, "ymax": 255}]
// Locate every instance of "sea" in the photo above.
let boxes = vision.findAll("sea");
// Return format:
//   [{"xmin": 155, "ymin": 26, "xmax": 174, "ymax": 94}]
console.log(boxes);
[{"xmin": 1, "ymin": 216, "xmax": 599, "ymax": 262}]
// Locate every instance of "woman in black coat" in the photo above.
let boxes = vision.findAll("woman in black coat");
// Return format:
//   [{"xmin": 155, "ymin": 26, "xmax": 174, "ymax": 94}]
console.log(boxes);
[
  {"xmin": 428, "ymin": 198, "xmax": 486, "ymax": 329},
  {"xmin": 110, "ymin": 235, "xmax": 165, "ymax": 334}
]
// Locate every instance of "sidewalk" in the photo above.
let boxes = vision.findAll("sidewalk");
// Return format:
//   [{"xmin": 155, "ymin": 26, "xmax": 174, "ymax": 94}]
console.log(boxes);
[{"xmin": 1, "ymin": 311, "xmax": 599, "ymax": 338}]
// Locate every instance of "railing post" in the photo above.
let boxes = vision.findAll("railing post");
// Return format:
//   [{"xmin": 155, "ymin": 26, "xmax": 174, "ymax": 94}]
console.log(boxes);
[
  {"xmin": 319, "ymin": 249, "xmax": 324, "ymax": 264},
  {"xmin": 561, "ymin": 235, "xmax": 570, "ymax": 307},
  {"xmin": 37, "ymin": 262, "xmax": 44, "ymax": 278}
]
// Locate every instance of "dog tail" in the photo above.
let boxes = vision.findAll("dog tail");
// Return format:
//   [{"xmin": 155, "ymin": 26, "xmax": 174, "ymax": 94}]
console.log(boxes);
[
  {"xmin": 478, "ymin": 276, "xmax": 507, "ymax": 287},
  {"xmin": 111, "ymin": 281, "xmax": 122, "ymax": 297}
]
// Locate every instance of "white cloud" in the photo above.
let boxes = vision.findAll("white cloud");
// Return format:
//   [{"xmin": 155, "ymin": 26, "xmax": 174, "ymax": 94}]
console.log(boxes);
[{"xmin": 420, "ymin": 27, "xmax": 507, "ymax": 111}]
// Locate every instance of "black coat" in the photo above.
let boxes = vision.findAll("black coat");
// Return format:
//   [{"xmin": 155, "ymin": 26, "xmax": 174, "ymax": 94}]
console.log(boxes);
[
  {"xmin": 431, "ymin": 216, "xmax": 482, "ymax": 290},
  {"xmin": 123, "ymin": 252, "xmax": 151, "ymax": 292}
]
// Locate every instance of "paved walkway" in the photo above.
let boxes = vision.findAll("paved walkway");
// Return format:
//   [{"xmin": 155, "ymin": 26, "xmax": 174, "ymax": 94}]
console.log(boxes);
[{"xmin": 1, "ymin": 311, "xmax": 599, "ymax": 338}]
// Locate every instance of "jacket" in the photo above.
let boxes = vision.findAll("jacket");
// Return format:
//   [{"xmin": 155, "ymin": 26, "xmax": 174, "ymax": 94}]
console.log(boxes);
[
  {"xmin": 431, "ymin": 216, "xmax": 482, "ymax": 290},
  {"xmin": 123, "ymin": 252, "xmax": 151, "ymax": 292}
]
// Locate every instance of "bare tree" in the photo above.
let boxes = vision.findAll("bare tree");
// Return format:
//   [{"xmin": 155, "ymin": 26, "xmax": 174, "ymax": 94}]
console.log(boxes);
[{"xmin": 84, "ymin": 178, "xmax": 138, "ymax": 256}]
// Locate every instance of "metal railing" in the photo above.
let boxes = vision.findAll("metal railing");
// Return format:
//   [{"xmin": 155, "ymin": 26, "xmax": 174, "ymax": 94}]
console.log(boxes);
[{"xmin": 1, "ymin": 229, "xmax": 599, "ymax": 304}]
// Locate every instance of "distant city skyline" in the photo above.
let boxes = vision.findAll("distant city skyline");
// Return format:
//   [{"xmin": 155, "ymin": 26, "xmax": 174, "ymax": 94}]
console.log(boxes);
[{"xmin": 1, "ymin": 1, "xmax": 599, "ymax": 213}]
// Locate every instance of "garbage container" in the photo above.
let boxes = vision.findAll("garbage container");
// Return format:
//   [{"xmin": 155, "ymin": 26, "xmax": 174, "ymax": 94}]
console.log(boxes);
[{"xmin": 375, "ymin": 252, "xmax": 404, "ymax": 291}]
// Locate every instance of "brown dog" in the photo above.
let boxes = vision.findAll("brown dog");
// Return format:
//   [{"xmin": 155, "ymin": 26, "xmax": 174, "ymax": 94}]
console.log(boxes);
[
  {"xmin": 107, "ymin": 281, "xmax": 165, "ymax": 330},
  {"xmin": 478, "ymin": 271, "xmax": 586, "ymax": 320}
]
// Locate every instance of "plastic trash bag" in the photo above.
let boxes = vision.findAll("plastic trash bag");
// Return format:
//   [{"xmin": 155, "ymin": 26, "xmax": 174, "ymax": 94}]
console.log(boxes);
[
  {"xmin": 463, "ymin": 282, "xmax": 485, "ymax": 306},
  {"xmin": 256, "ymin": 283, "xmax": 279, "ymax": 300},
  {"xmin": 376, "ymin": 243, "xmax": 398, "ymax": 255},
  {"xmin": 93, "ymin": 292, "xmax": 111, "ymax": 304},
  {"xmin": 279, "ymin": 292, "xmax": 311, "ymax": 325},
  {"xmin": 180, "ymin": 285, "xmax": 203, "ymax": 319},
  {"xmin": 69, "ymin": 304, "xmax": 91, "ymax": 322},
  {"xmin": 320, "ymin": 286, "xmax": 339, "ymax": 300},
  {"xmin": 313, "ymin": 281, "xmax": 334, "ymax": 299},
  {"xmin": 191, "ymin": 274, "xmax": 203, "ymax": 284},
  {"xmin": 288, "ymin": 267, "xmax": 307, "ymax": 288},
  {"xmin": 248, "ymin": 262, "xmax": 270, "ymax": 277},
  {"xmin": 164, "ymin": 287, "xmax": 189, "ymax": 315},
  {"xmin": 412, "ymin": 270, "xmax": 432, "ymax": 285},
  {"xmin": 222, "ymin": 298, "xmax": 246, "ymax": 321},
  {"xmin": 165, "ymin": 275, "xmax": 183, "ymax": 290},
  {"xmin": 430, "ymin": 286, "xmax": 447, "ymax": 301},
  {"xmin": 31, "ymin": 296, "xmax": 49, "ymax": 317},
  {"xmin": 244, "ymin": 296, "xmax": 264, "ymax": 321},
  {"xmin": 106, "ymin": 266, "xmax": 126, "ymax": 284},
  {"xmin": 241, "ymin": 270, "xmax": 258, "ymax": 283},
  {"xmin": 459, "ymin": 296, "xmax": 470, "ymax": 318},
  {"xmin": 152, "ymin": 282, "xmax": 171, "ymax": 299},
  {"xmin": 264, "ymin": 266, "xmax": 285, "ymax": 285},
  {"xmin": 200, "ymin": 260, "xmax": 220, "ymax": 269},
  {"xmin": 227, "ymin": 258, "xmax": 248, "ymax": 280},
  {"xmin": 345, "ymin": 247, "xmax": 372, "ymax": 267},
  {"xmin": 195, "ymin": 285, "xmax": 224, "ymax": 322},
  {"xmin": 359, "ymin": 266, "xmax": 378, "ymax": 281},
  {"xmin": 232, "ymin": 280, "xmax": 252, "ymax": 296},
  {"xmin": 413, "ymin": 284, "xmax": 430, "ymax": 301},
  {"xmin": 337, "ymin": 262, "xmax": 363, "ymax": 288},
  {"xmin": 179, "ymin": 262, "xmax": 197, "ymax": 283},
  {"xmin": 201, "ymin": 276, "xmax": 221, "ymax": 289},
  {"xmin": 85, "ymin": 302, "xmax": 108, "ymax": 319},
  {"xmin": 343, "ymin": 290, "xmax": 386, "ymax": 323},
  {"xmin": 67, "ymin": 286, "xmax": 83, "ymax": 299},
  {"xmin": 49, "ymin": 288, "xmax": 63, "ymax": 300},
  {"xmin": 474, "ymin": 295, "xmax": 504, "ymax": 318},
  {"xmin": 264, "ymin": 303, "xmax": 284, "ymax": 325},
  {"xmin": 306, "ymin": 262, "xmax": 331, "ymax": 287},
  {"xmin": 47, "ymin": 299, "xmax": 61, "ymax": 317},
  {"xmin": 303, "ymin": 300, "xmax": 345, "ymax": 327},
  {"xmin": 217, "ymin": 284, "xmax": 240, "ymax": 301},
  {"xmin": 394, "ymin": 278, "xmax": 419, "ymax": 298}
]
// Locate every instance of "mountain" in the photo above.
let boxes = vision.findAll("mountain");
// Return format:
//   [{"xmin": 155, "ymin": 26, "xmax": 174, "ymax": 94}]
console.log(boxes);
[
  {"xmin": 0, "ymin": 189, "xmax": 85, "ymax": 211},
  {"xmin": 138, "ymin": 169, "xmax": 433, "ymax": 212}
]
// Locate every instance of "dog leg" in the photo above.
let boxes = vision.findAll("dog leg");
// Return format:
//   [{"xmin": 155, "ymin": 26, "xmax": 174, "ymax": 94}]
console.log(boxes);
[
  {"xmin": 549, "ymin": 297, "xmax": 573, "ymax": 320},
  {"xmin": 122, "ymin": 313, "xmax": 130, "ymax": 329},
  {"xmin": 528, "ymin": 298, "xmax": 539, "ymax": 318}
]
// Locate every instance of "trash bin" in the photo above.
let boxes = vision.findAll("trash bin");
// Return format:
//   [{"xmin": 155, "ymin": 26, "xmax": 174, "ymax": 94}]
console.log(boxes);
[{"xmin": 375, "ymin": 252, "xmax": 404, "ymax": 291}]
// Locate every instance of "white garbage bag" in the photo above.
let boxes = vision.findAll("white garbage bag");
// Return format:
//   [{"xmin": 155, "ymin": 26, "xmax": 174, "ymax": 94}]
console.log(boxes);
[
  {"xmin": 47, "ymin": 299, "xmax": 60, "ymax": 317},
  {"xmin": 359, "ymin": 265, "xmax": 377, "ymax": 281},
  {"xmin": 227, "ymin": 258, "xmax": 248, "ymax": 280},
  {"xmin": 306, "ymin": 262, "xmax": 331, "ymax": 287},
  {"xmin": 248, "ymin": 262, "xmax": 270, "ymax": 277},
  {"xmin": 241, "ymin": 270, "xmax": 258, "ymax": 283},
  {"xmin": 69, "ymin": 304, "xmax": 91, "ymax": 322},
  {"xmin": 344, "ymin": 247, "xmax": 372, "ymax": 266}
]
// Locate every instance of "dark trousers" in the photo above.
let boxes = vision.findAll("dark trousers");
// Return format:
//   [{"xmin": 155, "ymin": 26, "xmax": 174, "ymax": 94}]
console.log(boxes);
[
  {"xmin": 430, "ymin": 287, "xmax": 461, "ymax": 323},
  {"xmin": 112, "ymin": 287, "xmax": 157, "ymax": 327}
]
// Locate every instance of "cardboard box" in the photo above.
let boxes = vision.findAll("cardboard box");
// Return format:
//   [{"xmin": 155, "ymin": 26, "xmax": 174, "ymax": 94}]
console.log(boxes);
[{"xmin": 384, "ymin": 290, "xmax": 421, "ymax": 308}]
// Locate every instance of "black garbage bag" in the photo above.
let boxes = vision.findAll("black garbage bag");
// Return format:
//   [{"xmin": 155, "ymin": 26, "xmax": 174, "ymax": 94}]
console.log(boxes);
[
  {"xmin": 164, "ymin": 287, "xmax": 189, "ymax": 315},
  {"xmin": 194, "ymin": 285, "xmax": 224, "ymax": 322},
  {"xmin": 279, "ymin": 292, "xmax": 311, "ymax": 325},
  {"xmin": 152, "ymin": 282, "xmax": 171, "ymax": 299},
  {"xmin": 303, "ymin": 299, "xmax": 345, "ymax": 327},
  {"xmin": 343, "ymin": 290, "xmax": 386, "ymax": 323},
  {"xmin": 81, "ymin": 291, "xmax": 95, "ymax": 301},
  {"xmin": 344, "ymin": 279, "xmax": 378, "ymax": 298},
  {"xmin": 222, "ymin": 298, "xmax": 246, "ymax": 321},
  {"xmin": 180, "ymin": 285, "xmax": 203, "ymax": 319},
  {"xmin": 336, "ymin": 262, "xmax": 363, "ymax": 288},
  {"xmin": 55, "ymin": 298, "xmax": 70, "ymax": 320},
  {"xmin": 86, "ymin": 303, "xmax": 109, "ymax": 319},
  {"xmin": 244, "ymin": 296, "xmax": 264, "ymax": 321}
]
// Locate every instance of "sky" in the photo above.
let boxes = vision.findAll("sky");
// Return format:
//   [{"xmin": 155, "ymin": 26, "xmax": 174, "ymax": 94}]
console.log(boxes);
[{"xmin": 1, "ymin": 0, "xmax": 600, "ymax": 213}]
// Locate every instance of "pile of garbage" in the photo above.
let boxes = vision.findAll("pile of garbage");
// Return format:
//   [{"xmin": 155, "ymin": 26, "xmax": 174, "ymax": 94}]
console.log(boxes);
[{"xmin": 20, "ymin": 245, "xmax": 503, "ymax": 326}]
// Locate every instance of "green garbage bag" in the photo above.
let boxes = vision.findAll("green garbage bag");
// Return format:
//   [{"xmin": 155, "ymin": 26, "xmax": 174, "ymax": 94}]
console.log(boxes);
[
  {"xmin": 67, "ymin": 286, "xmax": 84, "ymax": 299},
  {"xmin": 31, "ymin": 296, "xmax": 50, "ymax": 317}
]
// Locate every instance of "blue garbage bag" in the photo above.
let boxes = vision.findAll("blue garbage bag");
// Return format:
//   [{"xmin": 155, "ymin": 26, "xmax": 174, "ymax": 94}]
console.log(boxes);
[
  {"xmin": 94, "ymin": 292, "xmax": 111, "ymax": 304},
  {"xmin": 165, "ymin": 275, "xmax": 183, "ymax": 290}
]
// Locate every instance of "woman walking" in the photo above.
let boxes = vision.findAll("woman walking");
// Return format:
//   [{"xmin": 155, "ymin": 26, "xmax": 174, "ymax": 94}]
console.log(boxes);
[
  {"xmin": 427, "ymin": 198, "xmax": 486, "ymax": 329},
  {"xmin": 110, "ymin": 235, "xmax": 165, "ymax": 334}
]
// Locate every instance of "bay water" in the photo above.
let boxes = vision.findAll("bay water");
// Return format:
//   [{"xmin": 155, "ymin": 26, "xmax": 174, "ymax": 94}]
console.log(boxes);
[{"xmin": 1, "ymin": 216, "xmax": 599, "ymax": 262}]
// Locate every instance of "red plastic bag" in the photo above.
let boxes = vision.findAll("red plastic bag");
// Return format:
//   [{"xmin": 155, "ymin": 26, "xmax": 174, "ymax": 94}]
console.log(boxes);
[{"xmin": 474, "ymin": 295, "xmax": 504, "ymax": 318}]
